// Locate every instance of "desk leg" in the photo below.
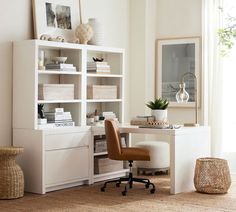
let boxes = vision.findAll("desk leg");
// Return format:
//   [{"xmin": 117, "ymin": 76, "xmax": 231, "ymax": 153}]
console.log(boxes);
[{"xmin": 169, "ymin": 131, "xmax": 210, "ymax": 194}]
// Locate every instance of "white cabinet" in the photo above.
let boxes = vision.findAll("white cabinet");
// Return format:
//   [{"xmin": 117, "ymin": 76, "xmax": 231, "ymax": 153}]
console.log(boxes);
[
  {"xmin": 13, "ymin": 127, "xmax": 91, "ymax": 194},
  {"xmin": 45, "ymin": 147, "xmax": 89, "ymax": 186},
  {"xmin": 13, "ymin": 40, "xmax": 126, "ymax": 194}
]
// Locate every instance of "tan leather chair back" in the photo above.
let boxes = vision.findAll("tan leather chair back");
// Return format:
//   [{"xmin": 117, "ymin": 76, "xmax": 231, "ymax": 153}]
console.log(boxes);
[{"xmin": 105, "ymin": 120, "xmax": 122, "ymax": 160}]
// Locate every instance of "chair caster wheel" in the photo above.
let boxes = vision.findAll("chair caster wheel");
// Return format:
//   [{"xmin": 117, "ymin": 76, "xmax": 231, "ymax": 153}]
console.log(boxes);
[
  {"xmin": 122, "ymin": 191, "xmax": 127, "ymax": 196},
  {"xmin": 150, "ymin": 188, "xmax": 155, "ymax": 194},
  {"xmin": 145, "ymin": 183, "xmax": 150, "ymax": 189},
  {"xmin": 101, "ymin": 187, "xmax": 105, "ymax": 192},
  {"xmin": 116, "ymin": 183, "xmax": 120, "ymax": 187}
]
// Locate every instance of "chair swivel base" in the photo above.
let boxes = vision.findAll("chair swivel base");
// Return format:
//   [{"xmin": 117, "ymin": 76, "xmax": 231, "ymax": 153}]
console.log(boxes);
[
  {"xmin": 101, "ymin": 161, "xmax": 156, "ymax": 196},
  {"xmin": 101, "ymin": 173, "xmax": 155, "ymax": 196}
]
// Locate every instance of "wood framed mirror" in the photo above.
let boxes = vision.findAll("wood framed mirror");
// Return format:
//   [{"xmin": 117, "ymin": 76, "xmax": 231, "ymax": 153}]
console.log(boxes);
[{"xmin": 156, "ymin": 37, "xmax": 200, "ymax": 107}]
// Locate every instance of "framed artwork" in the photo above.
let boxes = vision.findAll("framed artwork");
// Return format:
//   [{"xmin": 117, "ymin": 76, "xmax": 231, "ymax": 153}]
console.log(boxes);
[
  {"xmin": 32, "ymin": 0, "xmax": 80, "ymax": 42},
  {"xmin": 156, "ymin": 37, "xmax": 201, "ymax": 107}
]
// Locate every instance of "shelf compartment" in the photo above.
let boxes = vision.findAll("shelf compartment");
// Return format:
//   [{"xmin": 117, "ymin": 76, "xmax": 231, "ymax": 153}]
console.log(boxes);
[{"xmin": 87, "ymin": 50, "xmax": 124, "ymax": 75}]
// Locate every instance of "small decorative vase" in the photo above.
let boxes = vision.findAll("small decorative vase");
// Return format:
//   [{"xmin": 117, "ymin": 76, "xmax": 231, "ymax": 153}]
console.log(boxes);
[
  {"xmin": 151, "ymin": 109, "xmax": 168, "ymax": 122},
  {"xmin": 88, "ymin": 18, "xmax": 104, "ymax": 45},
  {"xmin": 75, "ymin": 23, "xmax": 93, "ymax": 45}
]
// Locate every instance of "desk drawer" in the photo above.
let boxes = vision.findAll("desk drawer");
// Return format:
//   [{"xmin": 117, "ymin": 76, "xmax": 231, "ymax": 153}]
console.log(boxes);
[
  {"xmin": 45, "ymin": 147, "xmax": 89, "ymax": 186},
  {"xmin": 45, "ymin": 132, "xmax": 89, "ymax": 150}
]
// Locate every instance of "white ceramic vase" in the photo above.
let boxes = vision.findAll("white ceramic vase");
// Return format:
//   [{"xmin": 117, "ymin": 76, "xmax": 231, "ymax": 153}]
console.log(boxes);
[
  {"xmin": 88, "ymin": 18, "xmax": 104, "ymax": 45},
  {"xmin": 151, "ymin": 109, "xmax": 168, "ymax": 122},
  {"xmin": 75, "ymin": 23, "xmax": 94, "ymax": 44}
]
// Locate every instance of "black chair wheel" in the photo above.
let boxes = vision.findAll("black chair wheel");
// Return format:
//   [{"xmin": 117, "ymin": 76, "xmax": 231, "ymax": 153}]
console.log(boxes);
[
  {"xmin": 150, "ymin": 188, "xmax": 155, "ymax": 194},
  {"xmin": 101, "ymin": 187, "xmax": 105, "ymax": 192},
  {"xmin": 145, "ymin": 183, "xmax": 150, "ymax": 189},
  {"xmin": 122, "ymin": 191, "xmax": 127, "ymax": 196},
  {"xmin": 116, "ymin": 183, "xmax": 120, "ymax": 187}
]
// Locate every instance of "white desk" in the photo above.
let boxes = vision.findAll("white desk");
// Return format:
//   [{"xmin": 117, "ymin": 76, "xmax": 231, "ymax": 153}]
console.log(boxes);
[{"xmin": 118, "ymin": 125, "xmax": 210, "ymax": 194}]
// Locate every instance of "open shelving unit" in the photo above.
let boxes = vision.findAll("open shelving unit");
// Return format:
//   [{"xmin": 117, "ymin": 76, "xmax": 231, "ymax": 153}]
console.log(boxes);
[{"xmin": 13, "ymin": 39, "xmax": 127, "ymax": 193}]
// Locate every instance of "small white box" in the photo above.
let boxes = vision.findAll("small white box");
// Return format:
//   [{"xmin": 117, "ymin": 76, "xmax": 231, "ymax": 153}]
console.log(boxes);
[
  {"xmin": 87, "ymin": 85, "xmax": 117, "ymax": 99},
  {"xmin": 38, "ymin": 84, "xmax": 74, "ymax": 100}
]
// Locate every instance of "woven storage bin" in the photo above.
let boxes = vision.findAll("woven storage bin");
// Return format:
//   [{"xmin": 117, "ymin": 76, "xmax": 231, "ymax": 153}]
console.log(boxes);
[
  {"xmin": 94, "ymin": 157, "xmax": 123, "ymax": 174},
  {"xmin": 38, "ymin": 84, "xmax": 74, "ymax": 100},
  {"xmin": 87, "ymin": 85, "xmax": 117, "ymax": 99},
  {"xmin": 194, "ymin": 157, "xmax": 231, "ymax": 194},
  {"xmin": 0, "ymin": 147, "xmax": 24, "ymax": 199}
]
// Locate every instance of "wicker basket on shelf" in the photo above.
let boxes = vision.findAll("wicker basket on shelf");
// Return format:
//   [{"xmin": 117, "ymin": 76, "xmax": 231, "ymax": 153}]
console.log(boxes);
[
  {"xmin": 0, "ymin": 147, "xmax": 24, "ymax": 199},
  {"xmin": 194, "ymin": 157, "xmax": 231, "ymax": 194}
]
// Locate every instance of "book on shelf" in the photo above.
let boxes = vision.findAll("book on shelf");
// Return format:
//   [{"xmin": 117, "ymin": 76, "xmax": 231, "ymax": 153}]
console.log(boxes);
[
  {"xmin": 102, "ymin": 111, "xmax": 117, "ymax": 120},
  {"xmin": 87, "ymin": 61, "xmax": 110, "ymax": 73},
  {"xmin": 44, "ymin": 109, "xmax": 73, "ymax": 122},
  {"xmin": 55, "ymin": 108, "xmax": 64, "ymax": 113},
  {"xmin": 87, "ymin": 61, "xmax": 108, "ymax": 67},
  {"xmin": 46, "ymin": 63, "xmax": 74, "ymax": 68},
  {"xmin": 37, "ymin": 122, "xmax": 75, "ymax": 129},
  {"xmin": 47, "ymin": 119, "xmax": 73, "ymax": 123},
  {"xmin": 38, "ymin": 118, "xmax": 47, "ymax": 125},
  {"xmin": 45, "ymin": 63, "xmax": 77, "ymax": 72},
  {"xmin": 45, "ymin": 113, "xmax": 71, "ymax": 120}
]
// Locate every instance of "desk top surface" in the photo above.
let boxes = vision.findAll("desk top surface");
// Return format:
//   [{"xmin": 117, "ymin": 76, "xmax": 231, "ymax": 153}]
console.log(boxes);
[{"xmin": 92, "ymin": 124, "xmax": 210, "ymax": 136}]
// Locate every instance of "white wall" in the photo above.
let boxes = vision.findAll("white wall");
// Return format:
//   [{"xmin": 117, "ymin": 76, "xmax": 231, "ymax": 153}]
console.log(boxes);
[
  {"xmin": 0, "ymin": 0, "xmax": 33, "ymax": 146},
  {"xmin": 156, "ymin": 0, "xmax": 202, "ymax": 124},
  {"xmin": 0, "ymin": 0, "xmax": 130, "ymax": 146},
  {"xmin": 130, "ymin": 0, "xmax": 202, "ymax": 125}
]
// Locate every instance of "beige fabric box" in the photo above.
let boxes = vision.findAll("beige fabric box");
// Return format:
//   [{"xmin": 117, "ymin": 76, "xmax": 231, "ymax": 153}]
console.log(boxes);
[
  {"xmin": 38, "ymin": 84, "xmax": 74, "ymax": 100},
  {"xmin": 94, "ymin": 157, "xmax": 123, "ymax": 174},
  {"xmin": 87, "ymin": 85, "xmax": 117, "ymax": 99}
]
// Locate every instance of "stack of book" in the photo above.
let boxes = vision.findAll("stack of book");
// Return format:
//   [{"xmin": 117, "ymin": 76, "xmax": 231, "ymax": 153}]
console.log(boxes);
[
  {"xmin": 87, "ymin": 61, "xmax": 110, "ymax": 73},
  {"xmin": 130, "ymin": 116, "xmax": 155, "ymax": 126},
  {"xmin": 45, "ymin": 63, "xmax": 77, "ymax": 72},
  {"xmin": 44, "ymin": 108, "xmax": 74, "ymax": 128},
  {"xmin": 102, "ymin": 111, "xmax": 117, "ymax": 121}
]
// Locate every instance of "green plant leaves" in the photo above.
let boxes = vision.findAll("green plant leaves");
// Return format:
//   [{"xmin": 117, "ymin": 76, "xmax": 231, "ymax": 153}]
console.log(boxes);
[
  {"xmin": 218, "ymin": 9, "xmax": 236, "ymax": 56},
  {"xmin": 146, "ymin": 98, "xmax": 169, "ymax": 110}
]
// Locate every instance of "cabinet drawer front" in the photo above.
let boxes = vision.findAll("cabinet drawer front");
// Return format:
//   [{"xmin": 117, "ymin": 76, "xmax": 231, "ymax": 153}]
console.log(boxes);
[
  {"xmin": 45, "ymin": 147, "xmax": 89, "ymax": 186},
  {"xmin": 45, "ymin": 132, "xmax": 89, "ymax": 150}
]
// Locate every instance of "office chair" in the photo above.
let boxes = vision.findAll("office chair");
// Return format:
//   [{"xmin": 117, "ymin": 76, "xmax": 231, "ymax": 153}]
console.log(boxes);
[{"xmin": 101, "ymin": 120, "xmax": 155, "ymax": 196}]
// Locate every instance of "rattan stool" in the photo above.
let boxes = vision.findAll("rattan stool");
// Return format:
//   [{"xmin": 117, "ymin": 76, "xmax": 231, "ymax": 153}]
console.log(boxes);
[
  {"xmin": 194, "ymin": 157, "xmax": 231, "ymax": 194},
  {"xmin": 0, "ymin": 147, "xmax": 24, "ymax": 199}
]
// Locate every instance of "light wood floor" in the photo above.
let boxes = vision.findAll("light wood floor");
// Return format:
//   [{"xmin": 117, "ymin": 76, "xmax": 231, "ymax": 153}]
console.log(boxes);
[{"xmin": 0, "ymin": 175, "xmax": 236, "ymax": 212}]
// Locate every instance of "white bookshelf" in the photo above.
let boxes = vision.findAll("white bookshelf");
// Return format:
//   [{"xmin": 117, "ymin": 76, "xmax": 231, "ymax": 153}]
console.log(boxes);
[{"xmin": 13, "ymin": 40, "xmax": 126, "ymax": 194}]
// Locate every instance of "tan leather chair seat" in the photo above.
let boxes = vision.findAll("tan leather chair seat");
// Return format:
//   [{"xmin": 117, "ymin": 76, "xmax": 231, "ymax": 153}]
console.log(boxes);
[{"xmin": 120, "ymin": 148, "xmax": 150, "ymax": 161}]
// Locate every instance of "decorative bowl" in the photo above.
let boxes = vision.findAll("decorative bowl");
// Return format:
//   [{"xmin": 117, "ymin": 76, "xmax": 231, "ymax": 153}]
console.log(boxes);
[{"xmin": 52, "ymin": 57, "xmax": 67, "ymax": 64}]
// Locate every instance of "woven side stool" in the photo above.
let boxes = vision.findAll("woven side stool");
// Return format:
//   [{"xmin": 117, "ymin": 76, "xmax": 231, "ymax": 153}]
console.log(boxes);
[
  {"xmin": 194, "ymin": 157, "xmax": 231, "ymax": 194},
  {"xmin": 0, "ymin": 147, "xmax": 24, "ymax": 199}
]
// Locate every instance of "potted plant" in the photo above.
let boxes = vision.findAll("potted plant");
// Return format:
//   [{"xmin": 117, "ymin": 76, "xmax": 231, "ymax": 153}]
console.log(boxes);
[
  {"xmin": 146, "ymin": 98, "xmax": 169, "ymax": 121},
  {"xmin": 218, "ymin": 7, "xmax": 236, "ymax": 56}
]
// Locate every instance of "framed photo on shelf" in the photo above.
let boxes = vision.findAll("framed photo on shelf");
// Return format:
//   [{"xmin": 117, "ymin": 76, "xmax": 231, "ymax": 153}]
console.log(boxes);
[{"xmin": 32, "ymin": 0, "xmax": 80, "ymax": 42}]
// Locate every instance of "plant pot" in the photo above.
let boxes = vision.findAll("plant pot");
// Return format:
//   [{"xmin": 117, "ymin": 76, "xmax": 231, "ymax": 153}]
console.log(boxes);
[{"xmin": 151, "ymin": 109, "xmax": 168, "ymax": 122}]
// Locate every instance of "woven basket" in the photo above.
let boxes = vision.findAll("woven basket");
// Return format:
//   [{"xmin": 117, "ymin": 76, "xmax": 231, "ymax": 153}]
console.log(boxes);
[
  {"xmin": 0, "ymin": 147, "xmax": 24, "ymax": 199},
  {"xmin": 194, "ymin": 157, "xmax": 231, "ymax": 194}
]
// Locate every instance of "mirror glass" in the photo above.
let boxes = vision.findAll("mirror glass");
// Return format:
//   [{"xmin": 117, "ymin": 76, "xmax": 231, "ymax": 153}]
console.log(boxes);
[{"xmin": 156, "ymin": 37, "xmax": 200, "ymax": 107}]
